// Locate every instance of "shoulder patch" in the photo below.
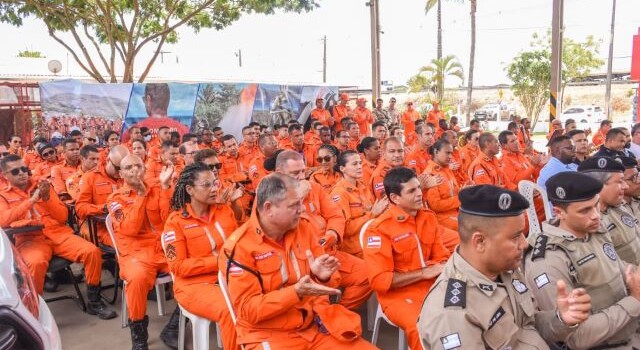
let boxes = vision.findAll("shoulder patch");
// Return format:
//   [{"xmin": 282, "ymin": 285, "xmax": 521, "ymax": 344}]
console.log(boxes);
[
  {"xmin": 444, "ymin": 278, "xmax": 466, "ymax": 308},
  {"xmin": 488, "ymin": 306, "xmax": 505, "ymax": 329},
  {"xmin": 530, "ymin": 235, "xmax": 548, "ymax": 261},
  {"xmin": 534, "ymin": 273, "xmax": 550, "ymax": 289},
  {"xmin": 621, "ymin": 214, "xmax": 635, "ymax": 228},
  {"xmin": 332, "ymin": 195, "xmax": 340, "ymax": 202},
  {"xmin": 511, "ymin": 279, "xmax": 528, "ymax": 294},
  {"xmin": 366, "ymin": 236, "xmax": 381, "ymax": 248},
  {"xmin": 603, "ymin": 243, "xmax": 617, "ymax": 261}
]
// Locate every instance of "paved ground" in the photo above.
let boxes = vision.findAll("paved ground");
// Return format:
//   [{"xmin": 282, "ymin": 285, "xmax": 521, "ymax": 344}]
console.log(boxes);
[{"xmin": 47, "ymin": 268, "xmax": 402, "ymax": 350}]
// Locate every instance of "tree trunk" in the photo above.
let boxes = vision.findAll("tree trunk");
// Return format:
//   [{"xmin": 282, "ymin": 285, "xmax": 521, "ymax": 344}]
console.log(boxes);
[
  {"xmin": 465, "ymin": 0, "xmax": 476, "ymax": 125},
  {"xmin": 437, "ymin": 0, "xmax": 442, "ymax": 61}
]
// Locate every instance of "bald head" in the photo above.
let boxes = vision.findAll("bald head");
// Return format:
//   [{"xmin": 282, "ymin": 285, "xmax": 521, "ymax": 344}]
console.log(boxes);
[
  {"xmin": 108, "ymin": 145, "xmax": 129, "ymax": 164},
  {"xmin": 119, "ymin": 154, "xmax": 145, "ymax": 186}
]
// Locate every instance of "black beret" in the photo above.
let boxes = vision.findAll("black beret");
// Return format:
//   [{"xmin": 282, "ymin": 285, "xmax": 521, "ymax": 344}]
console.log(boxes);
[
  {"xmin": 616, "ymin": 156, "xmax": 638, "ymax": 169},
  {"xmin": 37, "ymin": 143, "xmax": 54, "ymax": 156},
  {"xmin": 546, "ymin": 172, "xmax": 603, "ymax": 203},
  {"xmin": 459, "ymin": 185, "xmax": 529, "ymax": 217},
  {"xmin": 578, "ymin": 156, "xmax": 624, "ymax": 173}
]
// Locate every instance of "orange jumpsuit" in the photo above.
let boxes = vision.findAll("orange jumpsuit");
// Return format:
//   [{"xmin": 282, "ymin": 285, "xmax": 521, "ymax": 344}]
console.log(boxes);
[
  {"xmin": 332, "ymin": 104, "xmax": 352, "ymax": 132},
  {"xmin": 304, "ymin": 132, "xmax": 321, "ymax": 148},
  {"xmin": 329, "ymin": 179, "xmax": 374, "ymax": 257},
  {"xmin": 517, "ymin": 127, "xmax": 530, "ymax": 150},
  {"xmin": 50, "ymin": 160, "xmax": 79, "ymax": 195},
  {"xmin": 0, "ymin": 181, "xmax": 103, "ymax": 294},
  {"xmin": 75, "ymin": 164, "xmax": 121, "ymax": 247},
  {"xmin": 309, "ymin": 169, "xmax": 341, "ymax": 194},
  {"xmin": 107, "ymin": 181, "xmax": 171, "ymax": 321},
  {"xmin": 310, "ymin": 108, "xmax": 333, "ymax": 128},
  {"xmin": 162, "ymin": 203, "xmax": 239, "ymax": 350},
  {"xmin": 24, "ymin": 151, "xmax": 41, "ymax": 169},
  {"xmin": 424, "ymin": 160, "xmax": 460, "ymax": 231},
  {"xmin": 144, "ymin": 157, "xmax": 167, "ymax": 184},
  {"xmin": 459, "ymin": 144, "xmax": 480, "ymax": 174},
  {"xmin": 65, "ymin": 167, "xmax": 87, "ymax": 202},
  {"xmin": 426, "ymin": 109, "xmax": 444, "ymax": 127},
  {"xmin": 401, "ymin": 110, "xmax": 421, "ymax": 135},
  {"xmin": 284, "ymin": 144, "xmax": 316, "ymax": 167},
  {"xmin": 468, "ymin": 154, "xmax": 516, "ymax": 190},
  {"xmin": 33, "ymin": 159, "xmax": 58, "ymax": 179},
  {"xmin": 247, "ymin": 153, "xmax": 269, "ymax": 190},
  {"xmin": 450, "ymin": 148, "xmax": 469, "ymax": 186},
  {"xmin": 370, "ymin": 159, "xmax": 395, "ymax": 200},
  {"xmin": 405, "ymin": 146, "xmax": 431, "ymax": 175},
  {"xmin": 361, "ymin": 157, "xmax": 377, "ymax": 186},
  {"xmin": 238, "ymin": 142, "xmax": 258, "ymax": 170},
  {"xmin": 352, "ymin": 107, "xmax": 373, "ymax": 136},
  {"xmin": 303, "ymin": 182, "xmax": 371, "ymax": 310},
  {"xmin": 219, "ymin": 214, "xmax": 376, "ymax": 350},
  {"xmin": 362, "ymin": 205, "xmax": 451, "ymax": 350},
  {"xmin": 146, "ymin": 138, "xmax": 162, "ymax": 161},
  {"xmin": 501, "ymin": 151, "xmax": 546, "ymax": 230}
]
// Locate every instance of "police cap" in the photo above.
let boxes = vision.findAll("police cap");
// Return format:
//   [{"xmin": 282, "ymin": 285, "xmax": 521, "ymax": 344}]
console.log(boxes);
[
  {"xmin": 616, "ymin": 156, "xmax": 638, "ymax": 169},
  {"xmin": 546, "ymin": 172, "xmax": 603, "ymax": 203},
  {"xmin": 578, "ymin": 156, "xmax": 624, "ymax": 173},
  {"xmin": 458, "ymin": 185, "xmax": 529, "ymax": 217}
]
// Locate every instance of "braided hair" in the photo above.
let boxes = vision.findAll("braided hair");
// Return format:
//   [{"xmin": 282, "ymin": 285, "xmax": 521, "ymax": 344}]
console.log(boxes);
[{"xmin": 170, "ymin": 162, "xmax": 213, "ymax": 211}]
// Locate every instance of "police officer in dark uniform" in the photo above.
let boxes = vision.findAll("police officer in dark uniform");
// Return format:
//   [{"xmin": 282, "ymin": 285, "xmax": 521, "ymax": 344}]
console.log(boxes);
[
  {"xmin": 525, "ymin": 171, "xmax": 640, "ymax": 349},
  {"xmin": 418, "ymin": 185, "xmax": 591, "ymax": 349}
]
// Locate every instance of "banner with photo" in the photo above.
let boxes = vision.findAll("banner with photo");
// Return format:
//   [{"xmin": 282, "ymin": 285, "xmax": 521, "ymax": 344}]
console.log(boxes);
[{"xmin": 40, "ymin": 79, "xmax": 338, "ymax": 140}]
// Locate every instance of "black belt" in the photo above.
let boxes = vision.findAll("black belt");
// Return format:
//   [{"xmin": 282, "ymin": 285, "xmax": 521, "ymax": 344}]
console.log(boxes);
[{"xmin": 589, "ymin": 340, "xmax": 630, "ymax": 350}]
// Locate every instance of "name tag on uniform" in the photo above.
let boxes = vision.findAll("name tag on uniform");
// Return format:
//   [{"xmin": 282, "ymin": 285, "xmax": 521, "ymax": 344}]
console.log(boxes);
[
  {"xmin": 488, "ymin": 306, "xmax": 505, "ymax": 329},
  {"xmin": 440, "ymin": 333, "xmax": 461, "ymax": 350},
  {"xmin": 577, "ymin": 253, "xmax": 596, "ymax": 266}
]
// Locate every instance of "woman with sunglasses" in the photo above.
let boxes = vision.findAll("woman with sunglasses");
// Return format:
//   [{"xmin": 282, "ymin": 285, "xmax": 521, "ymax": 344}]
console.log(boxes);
[
  {"xmin": 424, "ymin": 139, "xmax": 460, "ymax": 233},
  {"xmin": 357, "ymin": 137, "xmax": 380, "ymax": 185},
  {"xmin": 310, "ymin": 144, "xmax": 341, "ymax": 194},
  {"xmin": 330, "ymin": 150, "xmax": 388, "ymax": 257},
  {"xmin": 163, "ymin": 162, "xmax": 239, "ymax": 350},
  {"xmin": 194, "ymin": 149, "xmax": 245, "ymax": 222},
  {"xmin": 131, "ymin": 139, "xmax": 147, "ymax": 163}
]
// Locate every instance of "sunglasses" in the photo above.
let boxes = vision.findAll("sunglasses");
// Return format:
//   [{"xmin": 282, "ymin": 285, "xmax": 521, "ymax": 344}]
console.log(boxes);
[
  {"xmin": 42, "ymin": 150, "xmax": 56, "ymax": 157},
  {"xmin": 208, "ymin": 163, "xmax": 223, "ymax": 170},
  {"xmin": 8, "ymin": 166, "xmax": 31, "ymax": 176},
  {"xmin": 1, "ymin": 152, "xmax": 9, "ymax": 157},
  {"xmin": 316, "ymin": 156, "xmax": 333, "ymax": 163},
  {"xmin": 11, "ymin": 140, "xmax": 21, "ymax": 144}
]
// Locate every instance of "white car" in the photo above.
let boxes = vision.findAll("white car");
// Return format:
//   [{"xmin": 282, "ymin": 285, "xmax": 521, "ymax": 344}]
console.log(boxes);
[
  {"xmin": 0, "ymin": 229, "xmax": 61, "ymax": 350},
  {"xmin": 560, "ymin": 105, "xmax": 605, "ymax": 126}
]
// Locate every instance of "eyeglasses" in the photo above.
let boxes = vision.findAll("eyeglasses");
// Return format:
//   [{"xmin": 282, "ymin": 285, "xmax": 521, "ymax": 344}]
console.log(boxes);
[
  {"xmin": 316, "ymin": 155, "xmax": 333, "ymax": 163},
  {"xmin": 42, "ymin": 150, "xmax": 56, "ymax": 157},
  {"xmin": 193, "ymin": 180, "xmax": 221, "ymax": 190},
  {"xmin": 7, "ymin": 166, "xmax": 31, "ymax": 176},
  {"xmin": 11, "ymin": 140, "xmax": 21, "ymax": 144},
  {"xmin": 207, "ymin": 163, "xmax": 223, "ymax": 170}
]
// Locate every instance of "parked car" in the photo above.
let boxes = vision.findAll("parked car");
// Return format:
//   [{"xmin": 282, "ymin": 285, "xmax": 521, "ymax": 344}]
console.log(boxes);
[
  {"xmin": 559, "ymin": 105, "xmax": 605, "ymax": 125},
  {"xmin": 473, "ymin": 103, "xmax": 516, "ymax": 121},
  {"xmin": 0, "ymin": 229, "xmax": 61, "ymax": 350}
]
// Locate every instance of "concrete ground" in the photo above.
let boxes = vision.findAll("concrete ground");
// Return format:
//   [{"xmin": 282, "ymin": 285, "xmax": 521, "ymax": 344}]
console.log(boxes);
[{"xmin": 47, "ymin": 268, "xmax": 402, "ymax": 350}]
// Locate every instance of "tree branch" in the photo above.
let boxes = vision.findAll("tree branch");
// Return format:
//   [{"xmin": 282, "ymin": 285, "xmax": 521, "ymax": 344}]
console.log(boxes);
[
  {"xmin": 83, "ymin": 22, "xmax": 115, "ymax": 82},
  {"xmin": 137, "ymin": 33, "xmax": 168, "ymax": 82},
  {"xmin": 47, "ymin": 29, "xmax": 105, "ymax": 82}
]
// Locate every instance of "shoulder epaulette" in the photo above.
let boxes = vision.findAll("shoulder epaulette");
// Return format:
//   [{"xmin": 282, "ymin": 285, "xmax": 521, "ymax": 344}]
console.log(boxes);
[
  {"xmin": 531, "ymin": 235, "xmax": 548, "ymax": 261},
  {"xmin": 444, "ymin": 278, "xmax": 466, "ymax": 308}
]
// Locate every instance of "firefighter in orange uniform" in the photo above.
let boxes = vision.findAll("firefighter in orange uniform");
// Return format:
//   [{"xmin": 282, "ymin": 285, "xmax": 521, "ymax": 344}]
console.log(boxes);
[
  {"xmin": 401, "ymin": 101, "xmax": 421, "ymax": 136},
  {"xmin": 591, "ymin": 119, "xmax": 612, "ymax": 148},
  {"xmin": 197, "ymin": 128, "xmax": 215, "ymax": 150},
  {"xmin": 363, "ymin": 167, "xmax": 450, "ymax": 350},
  {"xmin": 65, "ymin": 145, "xmax": 100, "ymax": 202},
  {"xmin": 276, "ymin": 151, "xmax": 372, "ymax": 310},
  {"xmin": 345, "ymin": 122, "xmax": 361, "ymax": 151},
  {"xmin": 334, "ymin": 130, "xmax": 351, "ymax": 153},
  {"xmin": 162, "ymin": 163, "xmax": 240, "ymax": 350},
  {"xmin": 468, "ymin": 132, "xmax": 515, "ymax": 190},
  {"xmin": 459, "ymin": 129, "xmax": 481, "ymax": 174},
  {"xmin": 353, "ymin": 97, "xmax": 374, "ymax": 136},
  {"xmin": 284, "ymin": 124, "xmax": 316, "ymax": 167},
  {"xmin": 219, "ymin": 174, "xmax": 377, "ymax": 350},
  {"xmin": 107, "ymin": 154, "xmax": 180, "ymax": 349},
  {"xmin": 0, "ymin": 154, "xmax": 116, "ymax": 319},
  {"xmin": 406, "ymin": 124, "xmax": 435, "ymax": 175},
  {"xmin": 248, "ymin": 134, "xmax": 278, "ymax": 189},
  {"xmin": 24, "ymin": 137, "xmax": 47, "ymax": 169},
  {"xmin": 145, "ymin": 140, "xmax": 179, "ymax": 185},
  {"xmin": 7, "ymin": 136, "xmax": 24, "ymax": 158},
  {"xmin": 424, "ymin": 139, "xmax": 460, "ymax": 232},
  {"xmin": 218, "ymin": 135, "xmax": 247, "ymax": 182},
  {"xmin": 332, "ymin": 93, "xmax": 353, "ymax": 132},
  {"xmin": 426, "ymin": 102, "xmax": 445, "ymax": 127},
  {"xmin": 310, "ymin": 145, "xmax": 342, "ymax": 194},
  {"xmin": 330, "ymin": 150, "xmax": 389, "ymax": 257},
  {"xmin": 147, "ymin": 126, "xmax": 172, "ymax": 161},
  {"xmin": 442, "ymin": 130, "xmax": 470, "ymax": 186},
  {"xmin": 50, "ymin": 138, "xmax": 81, "ymax": 199},
  {"xmin": 370, "ymin": 137, "xmax": 405, "ymax": 199},
  {"xmin": 238, "ymin": 126, "xmax": 259, "ymax": 170},
  {"xmin": 32, "ymin": 143, "xmax": 59, "ymax": 179},
  {"xmin": 311, "ymin": 97, "xmax": 334, "ymax": 128},
  {"xmin": 357, "ymin": 137, "xmax": 380, "ymax": 186}
]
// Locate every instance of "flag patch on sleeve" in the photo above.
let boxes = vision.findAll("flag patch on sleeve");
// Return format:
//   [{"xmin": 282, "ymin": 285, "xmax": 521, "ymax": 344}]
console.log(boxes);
[{"xmin": 367, "ymin": 236, "xmax": 381, "ymax": 248}]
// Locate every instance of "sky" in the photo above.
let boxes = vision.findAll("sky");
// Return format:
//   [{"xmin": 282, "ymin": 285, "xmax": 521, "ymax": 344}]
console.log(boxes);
[{"xmin": 0, "ymin": 0, "xmax": 638, "ymax": 88}]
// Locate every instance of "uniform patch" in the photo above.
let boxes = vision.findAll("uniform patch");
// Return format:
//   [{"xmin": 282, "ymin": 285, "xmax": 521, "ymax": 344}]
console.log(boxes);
[
  {"xmin": 331, "ymin": 195, "xmax": 340, "ymax": 203},
  {"xmin": 349, "ymin": 202, "xmax": 362, "ymax": 207},
  {"xmin": 165, "ymin": 244, "xmax": 177, "ymax": 262},
  {"xmin": 408, "ymin": 160, "xmax": 417, "ymax": 166},
  {"xmin": 253, "ymin": 251, "xmax": 275, "ymax": 261},
  {"xmin": 367, "ymin": 236, "xmax": 381, "ymax": 248},
  {"xmin": 392, "ymin": 232, "xmax": 411, "ymax": 242},
  {"xmin": 440, "ymin": 333, "xmax": 461, "ymax": 350},
  {"xmin": 184, "ymin": 223, "xmax": 198, "ymax": 230},
  {"xmin": 512, "ymin": 279, "xmax": 528, "ymax": 294},
  {"xmin": 228, "ymin": 263, "xmax": 244, "ymax": 276},
  {"xmin": 498, "ymin": 193, "xmax": 512, "ymax": 211},
  {"xmin": 163, "ymin": 231, "xmax": 176, "ymax": 244},
  {"xmin": 534, "ymin": 273, "xmax": 550, "ymax": 289},
  {"xmin": 607, "ymin": 223, "xmax": 617, "ymax": 231},
  {"xmin": 474, "ymin": 169, "xmax": 486, "ymax": 177},
  {"xmin": 621, "ymin": 214, "xmax": 635, "ymax": 228},
  {"xmin": 374, "ymin": 182, "xmax": 384, "ymax": 190},
  {"xmin": 577, "ymin": 253, "xmax": 596, "ymax": 266},
  {"xmin": 603, "ymin": 243, "xmax": 617, "ymax": 261},
  {"xmin": 488, "ymin": 306, "xmax": 505, "ymax": 329},
  {"xmin": 444, "ymin": 279, "xmax": 466, "ymax": 308},
  {"xmin": 479, "ymin": 283, "xmax": 494, "ymax": 292},
  {"xmin": 531, "ymin": 235, "xmax": 548, "ymax": 261}
]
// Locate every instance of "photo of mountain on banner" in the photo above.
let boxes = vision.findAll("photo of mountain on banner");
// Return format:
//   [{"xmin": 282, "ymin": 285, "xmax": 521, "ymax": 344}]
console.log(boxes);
[{"xmin": 123, "ymin": 82, "xmax": 199, "ymax": 140}]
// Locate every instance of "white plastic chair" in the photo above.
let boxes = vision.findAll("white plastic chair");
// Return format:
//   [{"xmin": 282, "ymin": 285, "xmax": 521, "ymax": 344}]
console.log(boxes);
[
  {"xmin": 518, "ymin": 180, "xmax": 553, "ymax": 235},
  {"xmin": 160, "ymin": 237, "xmax": 222, "ymax": 350},
  {"xmin": 359, "ymin": 219, "xmax": 408, "ymax": 350},
  {"xmin": 218, "ymin": 271, "xmax": 245, "ymax": 350},
  {"xmin": 105, "ymin": 214, "xmax": 173, "ymax": 328}
]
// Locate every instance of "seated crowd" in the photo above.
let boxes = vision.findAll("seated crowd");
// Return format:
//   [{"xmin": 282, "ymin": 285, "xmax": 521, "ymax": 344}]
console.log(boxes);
[{"xmin": 2, "ymin": 94, "xmax": 640, "ymax": 350}]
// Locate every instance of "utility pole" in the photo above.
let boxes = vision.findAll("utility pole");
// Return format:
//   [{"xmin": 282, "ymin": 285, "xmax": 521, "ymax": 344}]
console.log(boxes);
[
  {"xmin": 605, "ymin": 0, "xmax": 617, "ymax": 120},
  {"xmin": 368, "ymin": 0, "xmax": 381, "ymax": 100},
  {"xmin": 322, "ymin": 35, "xmax": 327, "ymax": 83},
  {"xmin": 550, "ymin": 0, "xmax": 564, "ymax": 125},
  {"xmin": 235, "ymin": 49, "xmax": 242, "ymax": 68}
]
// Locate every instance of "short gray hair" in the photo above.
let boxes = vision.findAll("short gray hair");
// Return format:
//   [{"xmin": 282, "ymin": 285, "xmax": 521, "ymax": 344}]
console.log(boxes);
[
  {"xmin": 256, "ymin": 173, "xmax": 299, "ymax": 211},
  {"xmin": 275, "ymin": 150, "xmax": 303, "ymax": 171},
  {"xmin": 581, "ymin": 171, "xmax": 615, "ymax": 185}
]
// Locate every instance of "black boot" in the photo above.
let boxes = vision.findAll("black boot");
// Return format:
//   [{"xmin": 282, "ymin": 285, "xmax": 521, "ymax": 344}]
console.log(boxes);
[
  {"xmin": 86, "ymin": 284, "xmax": 117, "ymax": 320},
  {"xmin": 159, "ymin": 306, "xmax": 180, "ymax": 350},
  {"xmin": 129, "ymin": 316, "xmax": 149, "ymax": 350},
  {"xmin": 43, "ymin": 276, "xmax": 58, "ymax": 293}
]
